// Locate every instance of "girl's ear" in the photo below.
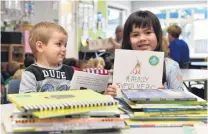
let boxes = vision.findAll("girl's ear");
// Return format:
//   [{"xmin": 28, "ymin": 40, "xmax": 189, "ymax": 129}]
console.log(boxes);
[
  {"xmin": 129, "ymin": 41, "xmax": 131, "ymax": 45},
  {"xmin": 36, "ymin": 41, "xmax": 44, "ymax": 52}
]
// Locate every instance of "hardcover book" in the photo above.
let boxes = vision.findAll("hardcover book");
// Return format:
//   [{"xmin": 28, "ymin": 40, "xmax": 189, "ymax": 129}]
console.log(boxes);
[
  {"xmin": 121, "ymin": 89, "xmax": 197, "ymax": 101},
  {"xmin": 113, "ymin": 49, "xmax": 164, "ymax": 97}
]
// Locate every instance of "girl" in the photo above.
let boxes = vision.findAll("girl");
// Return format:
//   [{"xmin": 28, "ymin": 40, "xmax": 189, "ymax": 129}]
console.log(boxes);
[{"xmin": 106, "ymin": 10, "xmax": 184, "ymax": 97}]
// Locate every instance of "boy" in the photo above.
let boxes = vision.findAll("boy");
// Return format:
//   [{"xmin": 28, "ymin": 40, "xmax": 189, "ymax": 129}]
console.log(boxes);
[
  {"xmin": 19, "ymin": 22, "xmax": 74, "ymax": 92},
  {"xmin": 19, "ymin": 22, "xmax": 116, "ymax": 97},
  {"xmin": 167, "ymin": 24, "xmax": 190, "ymax": 68}
]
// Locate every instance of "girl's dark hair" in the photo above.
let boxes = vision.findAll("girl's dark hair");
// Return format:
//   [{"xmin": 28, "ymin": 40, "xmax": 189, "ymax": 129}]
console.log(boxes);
[
  {"xmin": 122, "ymin": 10, "xmax": 166, "ymax": 84},
  {"xmin": 122, "ymin": 10, "xmax": 162, "ymax": 51}
]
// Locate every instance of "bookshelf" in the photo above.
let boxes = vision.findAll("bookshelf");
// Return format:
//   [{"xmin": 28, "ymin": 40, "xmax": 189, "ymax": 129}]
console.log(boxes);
[{"xmin": 1, "ymin": 44, "xmax": 25, "ymax": 68}]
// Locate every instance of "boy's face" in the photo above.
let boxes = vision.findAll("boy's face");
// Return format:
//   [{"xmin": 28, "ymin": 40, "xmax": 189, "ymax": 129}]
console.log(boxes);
[
  {"xmin": 130, "ymin": 25, "xmax": 157, "ymax": 51},
  {"xmin": 42, "ymin": 31, "xmax": 68, "ymax": 67}
]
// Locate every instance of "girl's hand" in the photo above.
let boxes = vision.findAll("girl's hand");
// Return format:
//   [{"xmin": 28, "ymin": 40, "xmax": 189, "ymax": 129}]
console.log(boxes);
[
  {"xmin": 104, "ymin": 85, "xmax": 117, "ymax": 98},
  {"xmin": 158, "ymin": 85, "xmax": 165, "ymax": 89}
]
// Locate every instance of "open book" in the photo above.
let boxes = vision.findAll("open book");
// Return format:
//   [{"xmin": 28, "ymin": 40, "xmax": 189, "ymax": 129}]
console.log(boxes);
[{"xmin": 70, "ymin": 71, "xmax": 109, "ymax": 93}]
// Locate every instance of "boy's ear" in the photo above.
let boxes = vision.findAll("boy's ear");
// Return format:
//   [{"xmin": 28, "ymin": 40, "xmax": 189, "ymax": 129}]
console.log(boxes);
[{"xmin": 36, "ymin": 41, "xmax": 44, "ymax": 52}]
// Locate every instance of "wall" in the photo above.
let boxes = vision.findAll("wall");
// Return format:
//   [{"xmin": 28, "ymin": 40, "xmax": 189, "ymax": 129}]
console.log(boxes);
[
  {"xmin": 107, "ymin": 0, "xmax": 131, "ymax": 21},
  {"xmin": 31, "ymin": 1, "xmax": 59, "ymax": 24},
  {"xmin": 108, "ymin": 1, "xmax": 131, "ymax": 13},
  {"xmin": 1, "ymin": 1, "xmax": 58, "ymax": 24},
  {"xmin": 131, "ymin": 1, "xmax": 207, "ymax": 12}
]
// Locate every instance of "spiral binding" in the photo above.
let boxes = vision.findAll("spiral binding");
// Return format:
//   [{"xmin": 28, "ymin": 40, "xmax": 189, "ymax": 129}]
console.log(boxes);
[{"xmin": 22, "ymin": 100, "xmax": 118, "ymax": 112}]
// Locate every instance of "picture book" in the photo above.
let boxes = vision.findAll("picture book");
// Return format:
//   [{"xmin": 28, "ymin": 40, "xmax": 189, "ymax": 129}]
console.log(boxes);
[
  {"xmin": 122, "ymin": 93, "xmax": 207, "ymax": 110},
  {"xmin": 130, "ymin": 114, "xmax": 208, "ymax": 121},
  {"xmin": 8, "ymin": 90, "xmax": 118, "ymax": 118},
  {"xmin": 70, "ymin": 71, "xmax": 109, "ymax": 93},
  {"xmin": 113, "ymin": 49, "xmax": 164, "ymax": 97},
  {"xmin": 12, "ymin": 117, "xmax": 125, "ymax": 132},
  {"xmin": 125, "ymin": 120, "xmax": 206, "ymax": 127},
  {"xmin": 11, "ymin": 117, "xmax": 125, "ymax": 133},
  {"xmin": 132, "ymin": 110, "xmax": 207, "ymax": 117},
  {"xmin": 121, "ymin": 89, "xmax": 197, "ymax": 101}
]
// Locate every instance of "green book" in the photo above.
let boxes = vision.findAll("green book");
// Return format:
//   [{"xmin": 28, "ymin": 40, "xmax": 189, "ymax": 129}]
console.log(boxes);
[{"xmin": 122, "ymin": 89, "xmax": 198, "ymax": 101}]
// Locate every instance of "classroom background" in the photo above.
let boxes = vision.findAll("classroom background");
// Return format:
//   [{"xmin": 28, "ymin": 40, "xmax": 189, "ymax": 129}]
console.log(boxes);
[{"xmin": 1, "ymin": 0, "xmax": 208, "ymax": 102}]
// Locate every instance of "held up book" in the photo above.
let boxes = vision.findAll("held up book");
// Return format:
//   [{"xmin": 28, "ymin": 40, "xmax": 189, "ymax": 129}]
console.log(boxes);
[
  {"xmin": 70, "ymin": 71, "xmax": 109, "ymax": 93},
  {"xmin": 113, "ymin": 49, "xmax": 164, "ymax": 97}
]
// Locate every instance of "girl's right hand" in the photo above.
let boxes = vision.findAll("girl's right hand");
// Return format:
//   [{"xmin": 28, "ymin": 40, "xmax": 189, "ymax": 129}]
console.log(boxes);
[{"xmin": 104, "ymin": 85, "xmax": 118, "ymax": 98}]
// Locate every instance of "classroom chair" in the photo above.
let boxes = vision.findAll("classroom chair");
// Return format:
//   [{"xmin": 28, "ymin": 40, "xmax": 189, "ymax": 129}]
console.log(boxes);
[{"xmin": 7, "ymin": 79, "xmax": 21, "ymax": 94}]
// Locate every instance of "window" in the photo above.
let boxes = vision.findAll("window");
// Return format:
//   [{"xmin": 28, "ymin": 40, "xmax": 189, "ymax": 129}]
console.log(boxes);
[
  {"xmin": 144, "ymin": 6, "xmax": 208, "ymax": 53},
  {"xmin": 106, "ymin": 7, "xmax": 124, "ymax": 38}
]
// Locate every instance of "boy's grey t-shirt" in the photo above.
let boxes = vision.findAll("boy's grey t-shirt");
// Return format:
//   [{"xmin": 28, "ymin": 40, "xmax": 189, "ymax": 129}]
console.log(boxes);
[{"xmin": 19, "ymin": 64, "xmax": 74, "ymax": 93}]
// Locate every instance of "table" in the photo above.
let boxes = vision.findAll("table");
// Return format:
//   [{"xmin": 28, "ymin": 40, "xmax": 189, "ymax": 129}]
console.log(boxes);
[
  {"xmin": 181, "ymin": 69, "xmax": 208, "ymax": 100},
  {"xmin": 190, "ymin": 53, "xmax": 208, "ymax": 59},
  {"xmin": 0, "ymin": 104, "xmax": 202, "ymax": 134},
  {"xmin": 191, "ymin": 62, "xmax": 208, "ymax": 68}
]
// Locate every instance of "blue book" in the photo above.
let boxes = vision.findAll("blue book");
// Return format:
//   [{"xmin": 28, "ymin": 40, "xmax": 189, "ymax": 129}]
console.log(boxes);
[{"xmin": 143, "ymin": 107, "xmax": 208, "ymax": 112}]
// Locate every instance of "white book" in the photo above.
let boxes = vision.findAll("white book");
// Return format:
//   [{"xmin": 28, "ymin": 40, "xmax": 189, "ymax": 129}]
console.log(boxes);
[
  {"xmin": 113, "ymin": 49, "xmax": 164, "ymax": 97},
  {"xmin": 11, "ymin": 118, "xmax": 125, "ymax": 132},
  {"xmin": 70, "ymin": 71, "xmax": 109, "ymax": 93}
]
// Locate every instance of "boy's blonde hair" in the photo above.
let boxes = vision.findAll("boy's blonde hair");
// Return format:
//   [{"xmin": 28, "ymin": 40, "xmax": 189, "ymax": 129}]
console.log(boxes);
[
  {"xmin": 88, "ymin": 58, "xmax": 96, "ymax": 68},
  {"xmin": 167, "ymin": 24, "xmax": 182, "ymax": 39},
  {"xmin": 95, "ymin": 57, "xmax": 105, "ymax": 69},
  {"xmin": 29, "ymin": 22, "xmax": 67, "ymax": 56}
]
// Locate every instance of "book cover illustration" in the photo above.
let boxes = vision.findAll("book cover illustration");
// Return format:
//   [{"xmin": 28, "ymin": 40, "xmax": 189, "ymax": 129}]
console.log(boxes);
[{"xmin": 113, "ymin": 49, "xmax": 164, "ymax": 97}]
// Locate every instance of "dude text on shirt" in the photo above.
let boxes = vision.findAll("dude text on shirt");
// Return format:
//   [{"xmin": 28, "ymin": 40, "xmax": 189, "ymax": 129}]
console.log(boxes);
[{"xmin": 42, "ymin": 70, "xmax": 66, "ymax": 79}]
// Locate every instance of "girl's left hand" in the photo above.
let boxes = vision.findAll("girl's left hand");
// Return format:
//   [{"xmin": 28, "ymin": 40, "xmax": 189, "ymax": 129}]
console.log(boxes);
[{"xmin": 104, "ymin": 85, "xmax": 117, "ymax": 98}]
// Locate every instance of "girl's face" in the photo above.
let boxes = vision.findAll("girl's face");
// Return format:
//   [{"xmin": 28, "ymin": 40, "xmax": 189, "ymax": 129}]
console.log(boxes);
[{"xmin": 130, "ymin": 24, "xmax": 157, "ymax": 51}]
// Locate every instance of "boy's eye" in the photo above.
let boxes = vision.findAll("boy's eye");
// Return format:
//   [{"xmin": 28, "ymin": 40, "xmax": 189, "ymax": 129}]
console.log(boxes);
[{"xmin": 56, "ymin": 43, "xmax": 61, "ymax": 46}]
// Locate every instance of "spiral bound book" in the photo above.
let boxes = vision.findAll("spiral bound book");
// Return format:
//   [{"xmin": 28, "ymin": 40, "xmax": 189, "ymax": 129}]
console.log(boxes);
[{"xmin": 8, "ymin": 90, "xmax": 118, "ymax": 118}]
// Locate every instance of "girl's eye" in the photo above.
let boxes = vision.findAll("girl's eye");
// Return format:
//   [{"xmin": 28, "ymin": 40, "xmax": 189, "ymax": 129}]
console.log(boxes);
[
  {"xmin": 131, "ymin": 34, "xmax": 138, "ymax": 37},
  {"xmin": 145, "ymin": 31, "xmax": 152, "ymax": 35}
]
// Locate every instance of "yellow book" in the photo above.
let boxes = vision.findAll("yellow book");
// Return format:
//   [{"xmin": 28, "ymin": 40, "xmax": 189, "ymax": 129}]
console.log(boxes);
[
  {"xmin": 133, "ymin": 110, "xmax": 208, "ymax": 116},
  {"xmin": 125, "ymin": 119, "xmax": 205, "ymax": 127},
  {"xmin": 8, "ymin": 90, "xmax": 118, "ymax": 118}
]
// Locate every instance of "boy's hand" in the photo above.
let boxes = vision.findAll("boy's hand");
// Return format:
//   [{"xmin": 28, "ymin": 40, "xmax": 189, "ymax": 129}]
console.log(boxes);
[{"xmin": 104, "ymin": 85, "xmax": 117, "ymax": 98}]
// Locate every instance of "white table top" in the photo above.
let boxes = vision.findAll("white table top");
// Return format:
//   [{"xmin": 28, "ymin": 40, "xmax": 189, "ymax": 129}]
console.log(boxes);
[
  {"xmin": 191, "ymin": 62, "xmax": 208, "ymax": 67},
  {"xmin": 0, "ymin": 104, "xmax": 199, "ymax": 134},
  {"xmin": 181, "ymin": 69, "xmax": 208, "ymax": 81},
  {"xmin": 190, "ymin": 53, "xmax": 208, "ymax": 59}
]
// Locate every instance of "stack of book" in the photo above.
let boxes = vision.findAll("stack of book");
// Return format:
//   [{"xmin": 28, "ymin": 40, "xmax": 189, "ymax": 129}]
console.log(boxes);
[
  {"xmin": 120, "ymin": 89, "xmax": 208, "ymax": 127},
  {"xmin": 8, "ymin": 89, "xmax": 125, "ymax": 133}
]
